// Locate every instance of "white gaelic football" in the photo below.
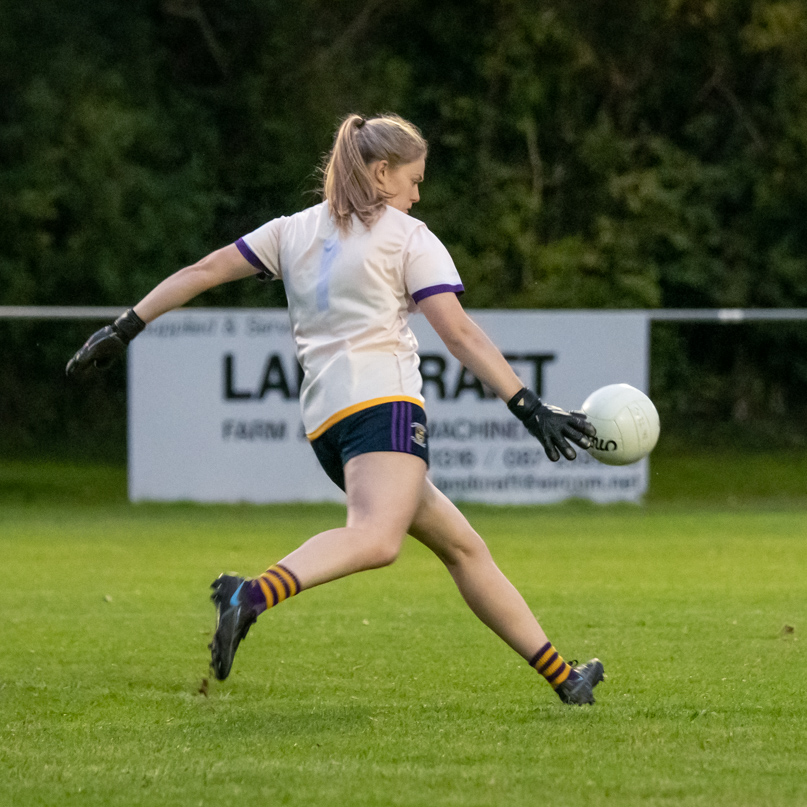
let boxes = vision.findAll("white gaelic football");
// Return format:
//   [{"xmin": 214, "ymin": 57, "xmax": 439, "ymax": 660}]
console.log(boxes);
[{"xmin": 581, "ymin": 384, "xmax": 660, "ymax": 466}]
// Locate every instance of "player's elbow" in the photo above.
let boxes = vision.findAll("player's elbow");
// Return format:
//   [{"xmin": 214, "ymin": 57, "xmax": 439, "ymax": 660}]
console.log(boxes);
[
  {"xmin": 190, "ymin": 251, "xmax": 228, "ymax": 290},
  {"xmin": 168, "ymin": 258, "xmax": 215, "ymax": 298},
  {"xmin": 440, "ymin": 320, "xmax": 485, "ymax": 364}
]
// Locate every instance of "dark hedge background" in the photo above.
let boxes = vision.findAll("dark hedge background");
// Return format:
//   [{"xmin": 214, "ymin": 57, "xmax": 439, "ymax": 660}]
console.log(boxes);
[{"xmin": 2, "ymin": 0, "xmax": 807, "ymax": 459}]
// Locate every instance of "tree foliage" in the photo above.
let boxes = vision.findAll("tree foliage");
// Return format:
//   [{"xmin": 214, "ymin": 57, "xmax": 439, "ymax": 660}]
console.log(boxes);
[{"xmin": 2, "ymin": 0, "xmax": 807, "ymax": 453}]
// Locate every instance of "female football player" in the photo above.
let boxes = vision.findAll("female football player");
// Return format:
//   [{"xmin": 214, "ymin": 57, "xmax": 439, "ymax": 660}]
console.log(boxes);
[{"xmin": 67, "ymin": 113, "xmax": 604, "ymax": 704}]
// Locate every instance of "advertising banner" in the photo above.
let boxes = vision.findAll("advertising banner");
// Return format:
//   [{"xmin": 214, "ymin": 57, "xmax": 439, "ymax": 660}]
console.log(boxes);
[{"xmin": 129, "ymin": 309, "xmax": 649, "ymax": 504}]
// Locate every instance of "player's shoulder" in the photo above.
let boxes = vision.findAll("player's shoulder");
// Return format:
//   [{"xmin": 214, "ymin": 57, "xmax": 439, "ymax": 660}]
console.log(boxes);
[
  {"xmin": 249, "ymin": 201, "xmax": 326, "ymax": 233},
  {"xmin": 286, "ymin": 201, "xmax": 329, "ymax": 226},
  {"xmin": 274, "ymin": 201, "xmax": 333, "ymax": 241},
  {"xmin": 374, "ymin": 206, "xmax": 444, "ymax": 252},
  {"xmin": 378, "ymin": 205, "xmax": 428, "ymax": 233}
]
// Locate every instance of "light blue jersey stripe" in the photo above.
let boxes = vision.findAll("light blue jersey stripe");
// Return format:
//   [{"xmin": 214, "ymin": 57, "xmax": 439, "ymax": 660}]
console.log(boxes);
[{"xmin": 316, "ymin": 237, "xmax": 341, "ymax": 312}]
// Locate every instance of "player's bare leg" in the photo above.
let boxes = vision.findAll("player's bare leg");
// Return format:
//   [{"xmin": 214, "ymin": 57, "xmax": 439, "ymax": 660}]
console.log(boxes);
[
  {"xmin": 408, "ymin": 479, "xmax": 549, "ymax": 658},
  {"xmin": 210, "ymin": 452, "xmax": 427, "ymax": 680},
  {"xmin": 278, "ymin": 451, "xmax": 428, "ymax": 587},
  {"xmin": 408, "ymin": 479, "xmax": 603, "ymax": 703}
]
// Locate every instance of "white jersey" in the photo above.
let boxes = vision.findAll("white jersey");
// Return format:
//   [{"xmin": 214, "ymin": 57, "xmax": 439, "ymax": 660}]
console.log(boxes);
[{"xmin": 236, "ymin": 202, "xmax": 463, "ymax": 438}]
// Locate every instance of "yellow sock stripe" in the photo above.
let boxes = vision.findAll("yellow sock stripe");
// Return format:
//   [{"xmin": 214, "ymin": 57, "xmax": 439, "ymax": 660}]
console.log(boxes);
[
  {"xmin": 543, "ymin": 657, "xmax": 565, "ymax": 679},
  {"xmin": 271, "ymin": 564, "xmax": 300, "ymax": 597},
  {"xmin": 551, "ymin": 664, "xmax": 572, "ymax": 689},
  {"xmin": 259, "ymin": 573, "xmax": 281, "ymax": 605},
  {"xmin": 530, "ymin": 643, "xmax": 575, "ymax": 689},
  {"xmin": 257, "ymin": 576, "xmax": 275, "ymax": 608},
  {"xmin": 535, "ymin": 647, "xmax": 556, "ymax": 670},
  {"xmin": 267, "ymin": 569, "xmax": 292, "ymax": 603},
  {"xmin": 255, "ymin": 565, "xmax": 301, "ymax": 610}
]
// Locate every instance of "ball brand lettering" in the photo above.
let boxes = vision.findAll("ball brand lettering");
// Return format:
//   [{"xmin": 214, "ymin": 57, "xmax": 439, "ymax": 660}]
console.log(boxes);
[{"xmin": 591, "ymin": 436, "xmax": 619, "ymax": 452}]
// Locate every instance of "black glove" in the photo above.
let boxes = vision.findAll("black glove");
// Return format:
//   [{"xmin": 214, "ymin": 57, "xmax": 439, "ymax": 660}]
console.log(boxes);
[
  {"xmin": 65, "ymin": 308, "xmax": 146, "ymax": 377},
  {"xmin": 507, "ymin": 387, "xmax": 596, "ymax": 462}
]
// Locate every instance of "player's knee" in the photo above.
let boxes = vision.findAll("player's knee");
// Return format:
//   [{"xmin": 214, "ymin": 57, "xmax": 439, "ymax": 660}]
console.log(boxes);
[
  {"xmin": 351, "ymin": 526, "xmax": 404, "ymax": 570},
  {"xmin": 366, "ymin": 536, "xmax": 403, "ymax": 569}
]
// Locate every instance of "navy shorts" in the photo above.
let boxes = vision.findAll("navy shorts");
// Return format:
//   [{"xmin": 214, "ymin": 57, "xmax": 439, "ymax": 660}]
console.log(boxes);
[{"xmin": 310, "ymin": 401, "xmax": 429, "ymax": 491}]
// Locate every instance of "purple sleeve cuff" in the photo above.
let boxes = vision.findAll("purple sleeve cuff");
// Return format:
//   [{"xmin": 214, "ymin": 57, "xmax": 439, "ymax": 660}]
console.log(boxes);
[
  {"xmin": 411, "ymin": 283, "xmax": 465, "ymax": 304},
  {"xmin": 235, "ymin": 237, "xmax": 270, "ymax": 274}
]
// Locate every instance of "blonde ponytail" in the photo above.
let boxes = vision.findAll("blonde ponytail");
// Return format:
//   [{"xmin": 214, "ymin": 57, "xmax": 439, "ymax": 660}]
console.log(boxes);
[{"xmin": 322, "ymin": 113, "xmax": 427, "ymax": 232}]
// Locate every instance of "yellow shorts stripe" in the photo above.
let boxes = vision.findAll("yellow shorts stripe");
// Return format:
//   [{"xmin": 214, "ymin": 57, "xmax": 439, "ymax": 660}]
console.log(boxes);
[{"xmin": 306, "ymin": 396, "xmax": 424, "ymax": 440}]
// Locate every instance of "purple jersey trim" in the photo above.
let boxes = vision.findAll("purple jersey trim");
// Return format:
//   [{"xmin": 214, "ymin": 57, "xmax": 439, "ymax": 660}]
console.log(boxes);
[
  {"xmin": 411, "ymin": 283, "xmax": 465, "ymax": 304},
  {"xmin": 235, "ymin": 237, "xmax": 270, "ymax": 273}
]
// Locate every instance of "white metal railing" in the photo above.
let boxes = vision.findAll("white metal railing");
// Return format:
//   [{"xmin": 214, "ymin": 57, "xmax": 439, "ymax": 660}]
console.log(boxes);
[
  {"xmin": 2, "ymin": 306, "xmax": 807, "ymax": 322},
  {"xmin": 0, "ymin": 306, "xmax": 126, "ymax": 319},
  {"xmin": 648, "ymin": 308, "xmax": 807, "ymax": 322}
]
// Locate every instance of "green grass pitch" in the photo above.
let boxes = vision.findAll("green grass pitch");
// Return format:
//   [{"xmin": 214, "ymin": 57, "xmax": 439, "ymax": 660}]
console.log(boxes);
[{"xmin": 1, "ymin": 453, "xmax": 806, "ymax": 806}]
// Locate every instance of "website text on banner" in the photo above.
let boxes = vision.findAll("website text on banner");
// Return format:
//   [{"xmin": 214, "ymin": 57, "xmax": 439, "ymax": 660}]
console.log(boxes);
[{"xmin": 128, "ymin": 310, "xmax": 649, "ymax": 504}]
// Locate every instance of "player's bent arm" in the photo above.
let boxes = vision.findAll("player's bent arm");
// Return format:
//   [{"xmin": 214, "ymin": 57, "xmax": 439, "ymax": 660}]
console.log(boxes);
[
  {"xmin": 418, "ymin": 292, "xmax": 523, "ymax": 402},
  {"xmin": 419, "ymin": 292, "xmax": 594, "ymax": 463},
  {"xmin": 66, "ymin": 244, "xmax": 258, "ymax": 378},
  {"xmin": 133, "ymin": 244, "xmax": 256, "ymax": 324}
]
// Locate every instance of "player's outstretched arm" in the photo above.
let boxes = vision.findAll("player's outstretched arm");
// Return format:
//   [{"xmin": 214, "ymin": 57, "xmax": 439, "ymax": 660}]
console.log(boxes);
[
  {"xmin": 66, "ymin": 244, "xmax": 255, "ymax": 378},
  {"xmin": 418, "ymin": 292, "xmax": 595, "ymax": 462}
]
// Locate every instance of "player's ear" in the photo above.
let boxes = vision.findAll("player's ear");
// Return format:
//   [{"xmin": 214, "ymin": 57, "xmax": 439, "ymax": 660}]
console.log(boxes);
[{"xmin": 371, "ymin": 160, "xmax": 389, "ymax": 188}]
